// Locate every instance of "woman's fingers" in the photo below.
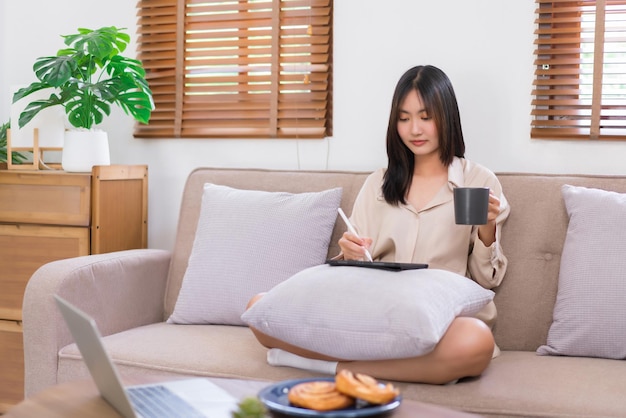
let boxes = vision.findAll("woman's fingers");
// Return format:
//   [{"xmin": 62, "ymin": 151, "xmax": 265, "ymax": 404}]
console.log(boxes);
[
  {"xmin": 339, "ymin": 232, "xmax": 372, "ymax": 260},
  {"xmin": 487, "ymin": 192, "xmax": 500, "ymax": 222}
]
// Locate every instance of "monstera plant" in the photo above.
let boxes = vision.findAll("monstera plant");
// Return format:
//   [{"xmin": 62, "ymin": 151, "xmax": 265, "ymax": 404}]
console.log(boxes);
[
  {"xmin": 13, "ymin": 26, "xmax": 153, "ymax": 130},
  {"xmin": 12, "ymin": 26, "xmax": 153, "ymax": 171}
]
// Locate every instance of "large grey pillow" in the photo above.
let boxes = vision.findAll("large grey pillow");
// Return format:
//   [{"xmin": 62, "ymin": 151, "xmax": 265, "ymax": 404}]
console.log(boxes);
[
  {"xmin": 241, "ymin": 264, "xmax": 494, "ymax": 360},
  {"xmin": 537, "ymin": 185, "xmax": 626, "ymax": 359},
  {"xmin": 168, "ymin": 184, "xmax": 342, "ymax": 325}
]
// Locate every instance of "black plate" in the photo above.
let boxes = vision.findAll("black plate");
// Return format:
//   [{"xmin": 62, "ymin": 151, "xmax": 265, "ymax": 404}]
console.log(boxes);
[{"xmin": 258, "ymin": 377, "xmax": 401, "ymax": 417}]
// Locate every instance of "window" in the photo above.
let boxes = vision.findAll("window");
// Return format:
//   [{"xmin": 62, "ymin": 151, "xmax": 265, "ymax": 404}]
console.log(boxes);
[
  {"xmin": 135, "ymin": 0, "xmax": 333, "ymax": 139},
  {"xmin": 531, "ymin": 0, "xmax": 626, "ymax": 140}
]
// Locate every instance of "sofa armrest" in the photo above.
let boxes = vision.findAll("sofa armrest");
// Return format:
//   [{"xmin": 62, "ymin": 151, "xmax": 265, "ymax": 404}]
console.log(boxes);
[{"xmin": 22, "ymin": 248, "xmax": 171, "ymax": 397}]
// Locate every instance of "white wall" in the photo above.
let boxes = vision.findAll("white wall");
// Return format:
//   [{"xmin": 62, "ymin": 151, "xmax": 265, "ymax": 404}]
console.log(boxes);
[{"xmin": 3, "ymin": 1, "xmax": 626, "ymax": 250}]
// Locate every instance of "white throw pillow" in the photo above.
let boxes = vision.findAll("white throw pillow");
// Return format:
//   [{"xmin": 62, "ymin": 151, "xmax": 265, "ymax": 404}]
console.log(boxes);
[
  {"xmin": 168, "ymin": 184, "xmax": 342, "ymax": 326},
  {"xmin": 537, "ymin": 185, "xmax": 626, "ymax": 359},
  {"xmin": 241, "ymin": 264, "xmax": 494, "ymax": 360}
]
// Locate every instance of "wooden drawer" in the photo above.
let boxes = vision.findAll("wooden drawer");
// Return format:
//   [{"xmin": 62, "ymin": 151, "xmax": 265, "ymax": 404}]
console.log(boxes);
[
  {"xmin": 91, "ymin": 165, "xmax": 148, "ymax": 253},
  {"xmin": 0, "ymin": 224, "xmax": 89, "ymax": 321},
  {"xmin": 0, "ymin": 320, "xmax": 24, "ymax": 412},
  {"xmin": 0, "ymin": 165, "xmax": 148, "ymax": 411},
  {"xmin": 0, "ymin": 171, "xmax": 91, "ymax": 226}
]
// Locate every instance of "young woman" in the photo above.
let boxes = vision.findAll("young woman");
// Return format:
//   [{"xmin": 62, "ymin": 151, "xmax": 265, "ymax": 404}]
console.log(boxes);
[{"xmin": 247, "ymin": 65, "xmax": 510, "ymax": 384}]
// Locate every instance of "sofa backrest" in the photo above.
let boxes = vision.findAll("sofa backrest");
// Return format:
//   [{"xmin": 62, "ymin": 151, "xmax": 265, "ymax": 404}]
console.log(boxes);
[
  {"xmin": 164, "ymin": 168, "xmax": 626, "ymax": 353},
  {"xmin": 163, "ymin": 167, "xmax": 370, "ymax": 319},
  {"xmin": 493, "ymin": 173, "xmax": 626, "ymax": 351}
]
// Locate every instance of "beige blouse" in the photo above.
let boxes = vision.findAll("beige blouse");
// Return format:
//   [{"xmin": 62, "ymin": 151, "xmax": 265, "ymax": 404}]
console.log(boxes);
[{"xmin": 348, "ymin": 157, "xmax": 510, "ymax": 336}]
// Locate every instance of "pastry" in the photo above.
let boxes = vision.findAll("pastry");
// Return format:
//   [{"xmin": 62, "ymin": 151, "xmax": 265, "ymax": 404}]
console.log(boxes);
[
  {"xmin": 287, "ymin": 380, "xmax": 354, "ymax": 411},
  {"xmin": 335, "ymin": 369, "xmax": 399, "ymax": 405}
]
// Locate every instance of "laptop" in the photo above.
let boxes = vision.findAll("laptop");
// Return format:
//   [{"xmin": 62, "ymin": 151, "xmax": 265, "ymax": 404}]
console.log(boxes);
[{"xmin": 54, "ymin": 295, "xmax": 239, "ymax": 418}]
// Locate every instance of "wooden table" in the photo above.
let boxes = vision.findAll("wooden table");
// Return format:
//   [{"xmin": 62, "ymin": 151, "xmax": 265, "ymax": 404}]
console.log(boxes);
[{"xmin": 4, "ymin": 377, "xmax": 482, "ymax": 418}]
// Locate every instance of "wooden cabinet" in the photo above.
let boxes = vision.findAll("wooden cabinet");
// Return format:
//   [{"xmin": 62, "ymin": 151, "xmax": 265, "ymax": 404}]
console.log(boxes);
[{"xmin": 0, "ymin": 165, "xmax": 148, "ymax": 412}]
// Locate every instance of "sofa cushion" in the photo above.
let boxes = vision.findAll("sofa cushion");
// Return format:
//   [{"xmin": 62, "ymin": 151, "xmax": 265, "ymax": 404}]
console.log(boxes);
[
  {"xmin": 537, "ymin": 185, "xmax": 626, "ymax": 359},
  {"xmin": 241, "ymin": 264, "xmax": 494, "ymax": 360},
  {"xmin": 168, "ymin": 184, "xmax": 342, "ymax": 326},
  {"xmin": 58, "ymin": 329, "xmax": 626, "ymax": 418}
]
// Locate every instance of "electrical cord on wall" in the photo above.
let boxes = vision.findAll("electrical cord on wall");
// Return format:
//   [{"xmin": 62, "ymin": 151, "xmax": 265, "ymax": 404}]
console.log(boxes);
[
  {"xmin": 295, "ymin": 136, "xmax": 330, "ymax": 171},
  {"xmin": 296, "ymin": 139, "xmax": 301, "ymax": 170},
  {"xmin": 324, "ymin": 136, "xmax": 330, "ymax": 170}
]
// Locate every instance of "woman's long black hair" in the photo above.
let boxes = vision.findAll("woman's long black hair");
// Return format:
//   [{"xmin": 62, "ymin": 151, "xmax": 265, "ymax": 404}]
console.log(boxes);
[{"xmin": 382, "ymin": 65, "xmax": 465, "ymax": 205}]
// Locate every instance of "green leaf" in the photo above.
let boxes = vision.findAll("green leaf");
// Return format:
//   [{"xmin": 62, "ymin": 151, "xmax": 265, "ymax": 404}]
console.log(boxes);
[
  {"xmin": 107, "ymin": 55, "xmax": 146, "ymax": 79},
  {"xmin": 96, "ymin": 77, "xmax": 153, "ymax": 124},
  {"xmin": 65, "ymin": 97, "xmax": 111, "ymax": 129},
  {"xmin": 33, "ymin": 55, "xmax": 77, "ymax": 87},
  {"xmin": 71, "ymin": 52, "xmax": 100, "ymax": 80},
  {"xmin": 17, "ymin": 93, "xmax": 66, "ymax": 128},
  {"xmin": 0, "ymin": 121, "xmax": 30, "ymax": 164},
  {"xmin": 115, "ymin": 91, "xmax": 153, "ymax": 124},
  {"xmin": 232, "ymin": 397, "xmax": 268, "ymax": 418},
  {"xmin": 63, "ymin": 26, "xmax": 129, "ymax": 60},
  {"xmin": 13, "ymin": 82, "xmax": 51, "ymax": 103}
]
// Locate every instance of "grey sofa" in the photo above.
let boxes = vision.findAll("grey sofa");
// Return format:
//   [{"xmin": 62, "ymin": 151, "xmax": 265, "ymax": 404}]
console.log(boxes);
[{"xmin": 23, "ymin": 167, "xmax": 626, "ymax": 418}]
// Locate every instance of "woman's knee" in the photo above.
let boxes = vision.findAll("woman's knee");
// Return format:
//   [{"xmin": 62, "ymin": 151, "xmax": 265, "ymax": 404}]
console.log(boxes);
[
  {"xmin": 245, "ymin": 292, "xmax": 266, "ymax": 310},
  {"xmin": 442, "ymin": 317, "xmax": 495, "ymax": 374},
  {"xmin": 461, "ymin": 318, "xmax": 494, "ymax": 368}
]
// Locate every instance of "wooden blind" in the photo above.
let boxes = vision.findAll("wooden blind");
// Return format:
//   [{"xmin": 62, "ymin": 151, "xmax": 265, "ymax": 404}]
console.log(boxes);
[
  {"xmin": 135, "ymin": 0, "xmax": 333, "ymax": 139},
  {"xmin": 531, "ymin": 0, "xmax": 626, "ymax": 140}
]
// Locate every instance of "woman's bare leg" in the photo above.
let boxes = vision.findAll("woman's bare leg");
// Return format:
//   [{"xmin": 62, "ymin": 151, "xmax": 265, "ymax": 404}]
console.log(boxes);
[
  {"xmin": 337, "ymin": 317, "xmax": 494, "ymax": 384},
  {"xmin": 246, "ymin": 294, "xmax": 495, "ymax": 384}
]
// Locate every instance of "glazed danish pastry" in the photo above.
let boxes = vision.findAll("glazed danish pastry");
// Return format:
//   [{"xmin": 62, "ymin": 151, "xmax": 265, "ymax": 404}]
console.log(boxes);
[
  {"xmin": 287, "ymin": 380, "xmax": 354, "ymax": 411},
  {"xmin": 335, "ymin": 369, "xmax": 399, "ymax": 405}
]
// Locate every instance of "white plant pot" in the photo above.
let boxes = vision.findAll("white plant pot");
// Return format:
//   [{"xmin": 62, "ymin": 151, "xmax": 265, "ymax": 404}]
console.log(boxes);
[{"xmin": 62, "ymin": 130, "xmax": 111, "ymax": 172}]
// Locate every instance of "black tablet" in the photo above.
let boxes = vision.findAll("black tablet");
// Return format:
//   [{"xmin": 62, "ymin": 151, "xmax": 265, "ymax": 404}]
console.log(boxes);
[{"xmin": 326, "ymin": 259, "xmax": 428, "ymax": 271}]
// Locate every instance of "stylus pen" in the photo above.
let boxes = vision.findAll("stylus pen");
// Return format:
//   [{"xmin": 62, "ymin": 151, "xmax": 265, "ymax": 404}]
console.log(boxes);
[{"xmin": 337, "ymin": 208, "xmax": 374, "ymax": 262}]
